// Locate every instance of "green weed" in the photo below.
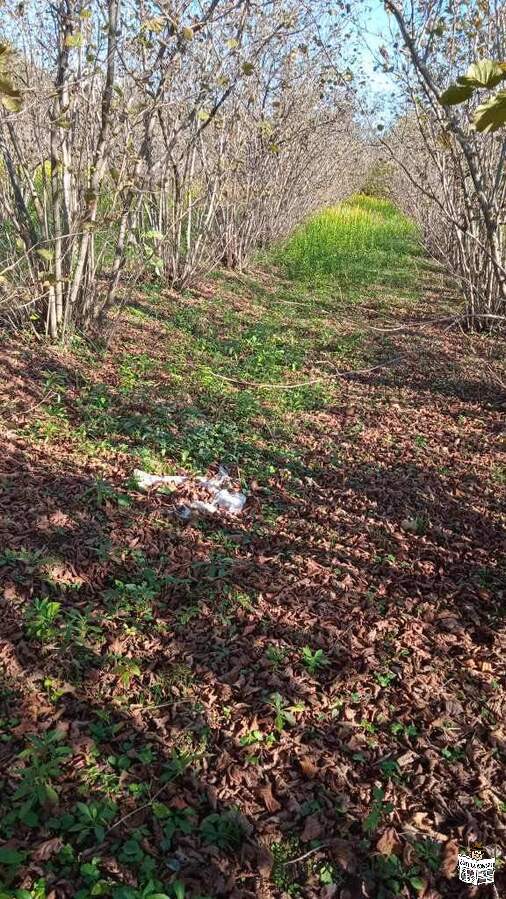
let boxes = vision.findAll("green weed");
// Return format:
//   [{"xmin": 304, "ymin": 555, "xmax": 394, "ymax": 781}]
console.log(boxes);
[
  {"xmin": 153, "ymin": 804, "xmax": 196, "ymax": 850},
  {"xmin": 271, "ymin": 837, "xmax": 306, "ymax": 894},
  {"xmin": 118, "ymin": 353, "xmax": 156, "ymax": 392},
  {"xmin": 113, "ymin": 658, "xmax": 142, "ymax": 687},
  {"xmin": 441, "ymin": 745, "xmax": 465, "ymax": 763},
  {"xmin": 301, "ymin": 646, "xmax": 330, "ymax": 675},
  {"xmin": 275, "ymin": 195, "xmax": 419, "ymax": 290},
  {"xmin": 199, "ymin": 811, "xmax": 244, "ymax": 851},
  {"xmin": 239, "ymin": 729, "xmax": 276, "ymax": 748},
  {"xmin": 24, "ymin": 598, "xmax": 62, "ymax": 642},
  {"xmin": 104, "ymin": 573, "xmax": 160, "ymax": 620},
  {"xmin": 390, "ymin": 721, "xmax": 418, "ymax": 740},
  {"xmin": 83, "ymin": 479, "xmax": 132, "ymax": 509},
  {"xmin": 268, "ymin": 692, "xmax": 304, "ymax": 732},
  {"xmin": 363, "ymin": 787, "xmax": 394, "ymax": 834},
  {"xmin": 375, "ymin": 670, "xmax": 396, "ymax": 688},
  {"xmin": 8, "ymin": 730, "xmax": 72, "ymax": 827},
  {"xmin": 369, "ymin": 852, "xmax": 425, "ymax": 897},
  {"xmin": 491, "ymin": 464, "xmax": 506, "ymax": 484},
  {"xmin": 265, "ymin": 645, "xmax": 287, "ymax": 667},
  {"xmin": 0, "ymin": 548, "xmax": 43, "ymax": 569}
]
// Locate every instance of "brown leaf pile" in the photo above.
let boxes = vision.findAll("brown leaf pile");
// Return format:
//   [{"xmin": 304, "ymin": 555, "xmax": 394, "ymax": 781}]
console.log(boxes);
[{"xmin": 0, "ymin": 279, "xmax": 504, "ymax": 898}]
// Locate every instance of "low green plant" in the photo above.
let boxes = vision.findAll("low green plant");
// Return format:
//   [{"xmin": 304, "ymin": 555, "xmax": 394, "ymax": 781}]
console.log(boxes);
[
  {"xmin": 153, "ymin": 803, "xmax": 196, "ymax": 849},
  {"xmin": 441, "ymin": 745, "xmax": 465, "ymax": 763},
  {"xmin": 413, "ymin": 839, "xmax": 441, "ymax": 872},
  {"xmin": 28, "ymin": 413, "xmax": 69, "ymax": 442},
  {"xmin": 378, "ymin": 759, "xmax": 402, "ymax": 781},
  {"xmin": 199, "ymin": 811, "xmax": 244, "ymax": 851},
  {"xmin": 363, "ymin": 787, "xmax": 394, "ymax": 835},
  {"xmin": 315, "ymin": 859, "xmax": 342, "ymax": 887},
  {"xmin": 104, "ymin": 574, "xmax": 160, "ymax": 619},
  {"xmin": 113, "ymin": 658, "xmax": 142, "ymax": 687},
  {"xmin": 390, "ymin": 721, "xmax": 418, "ymax": 739},
  {"xmin": 491, "ymin": 464, "xmax": 506, "ymax": 484},
  {"xmin": 369, "ymin": 852, "xmax": 425, "ymax": 897},
  {"xmin": 265, "ymin": 645, "xmax": 287, "ymax": 667},
  {"xmin": 271, "ymin": 837, "xmax": 306, "ymax": 895},
  {"xmin": 119, "ymin": 353, "xmax": 156, "ymax": 392},
  {"xmin": 233, "ymin": 590, "xmax": 255, "ymax": 610},
  {"xmin": 0, "ymin": 846, "xmax": 28, "ymax": 880},
  {"xmin": 115, "ymin": 832, "xmax": 159, "ymax": 882},
  {"xmin": 268, "ymin": 692, "xmax": 304, "ymax": 732},
  {"xmin": 24, "ymin": 597, "xmax": 62, "ymax": 641},
  {"xmin": 63, "ymin": 607, "xmax": 104, "ymax": 646},
  {"xmin": 239, "ymin": 729, "xmax": 276, "ymax": 748},
  {"xmin": 42, "ymin": 369, "xmax": 69, "ymax": 400},
  {"xmin": 301, "ymin": 646, "xmax": 330, "ymax": 675},
  {"xmin": 375, "ymin": 670, "xmax": 396, "ymax": 688},
  {"xmin": 275, "ymin": 195, "xmax": 419, "ymax": 291},
  {"xmin": 0, "ymin": 547, "xmax": 43, "ymax": 568},
  {"xmin": 176, "ymin": 604, "xmax": 201, "ymax": 625},
  {"xmin": 48, "ymin": 800, "xmax": 117, "ymax": 845},
  {"xmin": 41, "ymin": 677, "xmax": 67, "ymax": 702},
  {"xmin": 160, "ymin": 748, "xmax": 197, "ymax": 783},
  {"xmin": 9, "ymin": 730, "xmax": 72, "ymax": 826},
  {"xmin": 0, "ymin": 878, "xmax": 47, "ymax": 899},
  {"xmin": 83, "ymin": 479, "xmax": 132, "ymax": 509}
]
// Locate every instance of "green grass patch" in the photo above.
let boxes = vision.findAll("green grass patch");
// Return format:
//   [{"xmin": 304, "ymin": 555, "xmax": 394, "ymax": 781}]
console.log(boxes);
[
  {"xmin": 274, "ymin": 194, "xmax": 420, "ymax": 290},
  {"xmin": 23, "ymin": 196, "xmax": 423, "ymax": 480}
]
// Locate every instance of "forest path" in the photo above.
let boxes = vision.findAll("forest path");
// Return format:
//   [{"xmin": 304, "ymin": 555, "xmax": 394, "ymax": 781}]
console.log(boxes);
[{"xmin": 0, "ymin": 211, "xmax": 504, "ymax": 897}]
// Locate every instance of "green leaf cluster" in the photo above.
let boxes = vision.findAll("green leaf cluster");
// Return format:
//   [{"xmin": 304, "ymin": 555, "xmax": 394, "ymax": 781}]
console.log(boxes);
[{"xmin": 440, "ymin": 58, "xmax": 506, "ymax": 132}]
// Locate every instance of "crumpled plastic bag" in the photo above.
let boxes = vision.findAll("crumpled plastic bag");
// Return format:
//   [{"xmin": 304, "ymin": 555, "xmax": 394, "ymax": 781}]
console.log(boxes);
[
  {"xmin": 133, "ymin": 471, "xmax": 186, "ymax": 491},
  {"xmin": 133, "ymin": 465, "xmax": 247, "ymax": 518}
]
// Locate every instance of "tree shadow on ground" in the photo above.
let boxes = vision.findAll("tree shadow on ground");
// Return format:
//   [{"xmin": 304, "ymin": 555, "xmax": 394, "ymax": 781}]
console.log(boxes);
[
  {"xmin": 1, "ymin": 298, "xmax": 505, "ymax": 899},
  {"xmin": 1, "ymin": 418, "xmax": 504, "ymax": 898},
  {"xmin": 358, "ymin": 324, "xmax": 506, "ymax": 412}
]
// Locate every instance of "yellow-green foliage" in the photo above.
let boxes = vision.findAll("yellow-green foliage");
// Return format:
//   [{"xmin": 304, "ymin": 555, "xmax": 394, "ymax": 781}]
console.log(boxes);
[
  {"xmin": 275, "ymin": 195, "xmax": 419, "ymax": 288},
  {"xmin": 33, "ymin": 159, "xmax": 52, "ymax": 193}
]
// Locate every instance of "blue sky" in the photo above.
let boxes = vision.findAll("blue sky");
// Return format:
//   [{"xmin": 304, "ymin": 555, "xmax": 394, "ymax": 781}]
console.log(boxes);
[
  {"xmin": 357, "ymin": 0, "xmax": 401, "ymax": 119},
  {"xmin": 360, "ymin": 1, "xmax": 395, "ymax": 84}
]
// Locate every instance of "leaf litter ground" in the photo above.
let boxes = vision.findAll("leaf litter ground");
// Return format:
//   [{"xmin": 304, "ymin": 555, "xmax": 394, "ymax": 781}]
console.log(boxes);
[{"xmin": 0, "ymin": 258, "xmax": 504, "ymax": 898}]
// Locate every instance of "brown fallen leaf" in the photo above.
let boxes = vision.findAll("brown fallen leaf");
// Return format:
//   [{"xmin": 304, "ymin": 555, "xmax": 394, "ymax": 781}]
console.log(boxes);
[
  {"xmin": 330, "ymin": 839, "xmax": 356, "ymax": 873},
  {"xmin": 346, "ymin": 733, "xmax": 366, "ymax": 751},
  {"xmin": 258, "ymin": 782, "xmax": 281, "ymax": 812},
  {"xmin": 299, "ymin": 755, "xmax": 318, "ymax": 777},
  {"xmin": 257, "ymin": 844, "xmax": 274, "ymax": 877},
  {"xmin": 376, "ymin": 827, "xmax": 402, "ymax": 857},
  {"xmin": 440, "ymin": 839, "xmax": 459, "ymax": 877},
  {"xmin": 301, "ymin": 813, "xmax": 323, "ymax": 842},
  {"xmin": 12, "ymin": 719, "xmax": 39, "ymax": 737},
  {"xmin": 170, "ymin": 796, "xmax": 190, "ymax": 810},
  {"xmin": 397, "ymin": 750, "xmax": 416, "ymax": 768},
  {"xmin": 32, "ymin": 837, "xmax": 63, "ymax": 861},
  {"xmin": 401, "ymin": 518, "xmax": 418, "ymax": 533}
]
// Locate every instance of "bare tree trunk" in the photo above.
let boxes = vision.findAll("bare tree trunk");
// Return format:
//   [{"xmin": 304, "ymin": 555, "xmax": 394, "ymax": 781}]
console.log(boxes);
[{"xmin": 63, "ymin": 0, "xmax": 120, "ymax": 336}]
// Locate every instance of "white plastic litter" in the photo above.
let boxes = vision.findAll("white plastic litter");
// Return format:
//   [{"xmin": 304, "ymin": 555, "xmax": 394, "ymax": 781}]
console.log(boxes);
[
  {"xmin": 133, "ymin": 471, "xmax": 186, "ymax": 491},
  {"xmin": 213, "ymin": 489, "xmax": 246, "ymax": 513},
  {"xmin": 133, "ymin": 466, "xmax": 246, "ymax": 518}
]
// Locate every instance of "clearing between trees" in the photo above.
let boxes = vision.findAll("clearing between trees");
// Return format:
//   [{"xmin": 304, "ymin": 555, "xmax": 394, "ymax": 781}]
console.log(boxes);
[{"xmin": 0, "ymin": 198, "xmax": 504, "ymax": 898}]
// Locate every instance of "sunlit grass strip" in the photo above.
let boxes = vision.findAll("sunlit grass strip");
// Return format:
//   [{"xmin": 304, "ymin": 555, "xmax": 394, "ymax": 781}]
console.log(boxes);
[{"xmin": 275, "ymin": 195, "xmax": 420, "ymax": 289}]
